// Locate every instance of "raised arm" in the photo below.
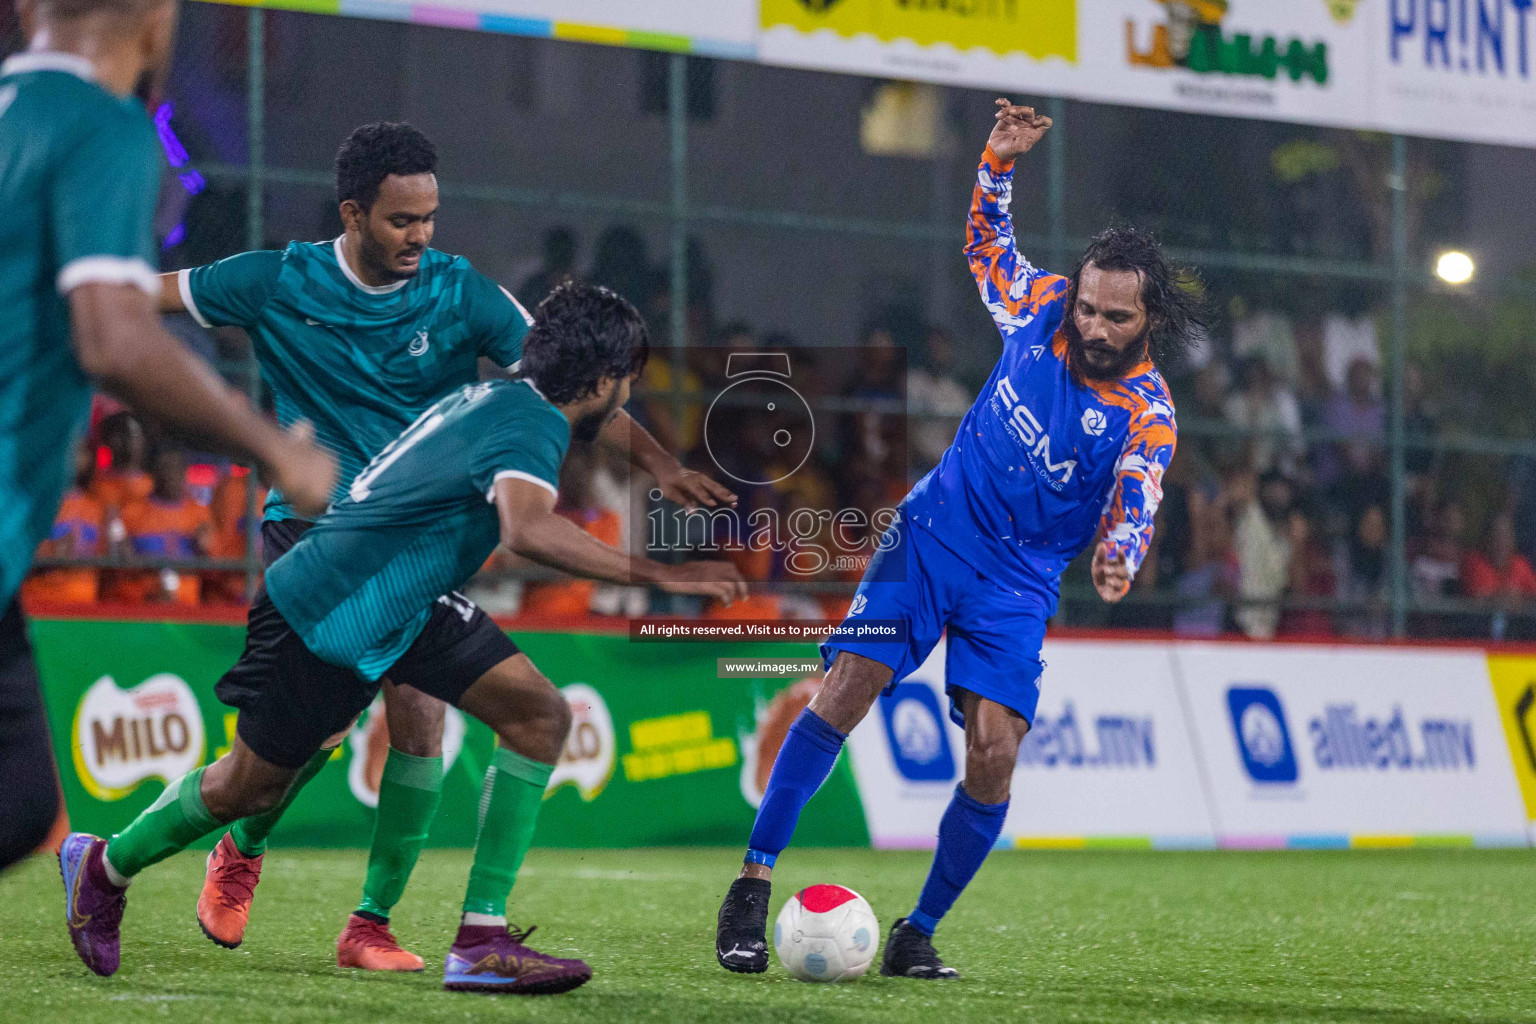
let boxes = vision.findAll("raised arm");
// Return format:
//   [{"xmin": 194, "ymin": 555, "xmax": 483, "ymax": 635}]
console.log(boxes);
[
  {"xmin": 966, "ymin": 99, "xmax": 1066, "ymax": 332},
  {"xmin": 1092, "ymin": 395, "xmax": 1178, "ymax": 602}
]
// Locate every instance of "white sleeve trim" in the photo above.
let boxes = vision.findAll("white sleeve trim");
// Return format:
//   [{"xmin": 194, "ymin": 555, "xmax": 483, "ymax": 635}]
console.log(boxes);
[
  {"xmin": 486, "ymin": 469, "xmax": 558, "ymax": 503},
  {"xmin": 499, "ymin": 285, "xmax": 535, "ymax": 327},
  {"xmin": 504, "ymin": 359, "xmax": 522, "ymax": 374},
  {"xmin": 177, "ymin": 268, "xmax": 211, "ymax": 328},
  {"xmin": 56, "ymin": 256, "xmax": 161, "ymax": 299}
]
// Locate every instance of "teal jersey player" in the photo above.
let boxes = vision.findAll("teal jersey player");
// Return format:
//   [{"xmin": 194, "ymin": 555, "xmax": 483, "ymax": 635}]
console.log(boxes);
[
  {"xmin": 176, "ymin": 240, "xmax": 531, "ymax": 519},
  {"xmin": 0, "ymin": 52, "xmax": 161, "ymax": 605},
  {"xmin": 267, "ymin": 378, "xmax": 568, "ymax": 679}
]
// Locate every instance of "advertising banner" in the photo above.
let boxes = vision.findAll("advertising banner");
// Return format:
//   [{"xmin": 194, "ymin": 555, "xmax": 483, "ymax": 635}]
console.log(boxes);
[
  {"xmin": 1373, "ymin": 0, "xmax": 1536, "ymax": 146},
  {"xmin": 1078, "ymin": 0, "xmax": 1371, "ymax": 130},
  {"xmin": 201, "ymin": 0, "xmax": 757, "ymax": 58},
  {"xmin": 1175, "ymin": 643, "xmax": 1529, "ymax": 847},
  {"xmin": 758, "ymin": 0, "xmax": 1078, "ymax": 91},
  {"xmin": 759, "ymin": 0, "xmax": 1536, "ymax": 149},
  {"xmin": 845, "ymin": 638, "xmax": 1217, "ymax": 850},
  {"xmin": 35, "ymin": 619, "xmax": 867, "ymax": 849},
  {"xmin": 1484, "ymin": 655, "xmax": 1536, "ymax": 844}
]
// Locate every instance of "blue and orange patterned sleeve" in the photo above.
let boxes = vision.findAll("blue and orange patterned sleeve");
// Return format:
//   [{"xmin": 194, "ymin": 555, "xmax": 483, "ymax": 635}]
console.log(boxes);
[
  {"xmin": 964, "ymin": 146, "xmax": 1067, "ymax": 342},
  {"xmin": 1097, "ymin": 386, "xmax": 1178, "ymax": 579}
]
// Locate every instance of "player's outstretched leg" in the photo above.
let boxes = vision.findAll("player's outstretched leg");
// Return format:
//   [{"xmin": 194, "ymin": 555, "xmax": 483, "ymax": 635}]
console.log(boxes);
[
  {"xmin": 882, "ymin": 690, "xmax": 1025, "ymax": 980},
  {"xmin": 338, "ymin": 682, "xmax": 446, "ymax": 972},
  {"xmin": 716, "ymin": 651, "xmax": 890, "ymax": 974},
  {"xmin": 198, "ymin": 744, "xmax": 332, "ymax": 948},
  {"xmin": 61, "ymin": 738, "xmax": 300, "ymax": 976},
  {"xmin": 443, "ymin": 655, "xmax": 590, "ymax": 994}
]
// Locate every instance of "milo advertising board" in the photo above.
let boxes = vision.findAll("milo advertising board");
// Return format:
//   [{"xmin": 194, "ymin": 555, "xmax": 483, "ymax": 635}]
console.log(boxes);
[{"xmin": 33, "ymin": 618, "xmax": 868, "ymax": 849}]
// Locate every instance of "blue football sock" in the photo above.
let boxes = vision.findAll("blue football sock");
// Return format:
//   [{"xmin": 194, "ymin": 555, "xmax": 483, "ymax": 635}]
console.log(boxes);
[
  {"xmin": 908, "ymin": 782, "xmax": 1009, "ymax": 935},
  {"xmin": 745, "ymin": 709, "xmax": 847, "ymax": 868}
]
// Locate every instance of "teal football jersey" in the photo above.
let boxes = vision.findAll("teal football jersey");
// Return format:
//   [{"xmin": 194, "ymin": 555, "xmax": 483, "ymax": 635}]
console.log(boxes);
[
  {"xmin": 266, "ymin": 379, "xmax": 569, "ymax": 680},
  {"xmin": 0, "ymin": 52, "xmax": 162, "ymax": 607},
  {"xmin": 179, "ymin": 238, "xmax": 531, "ymax": 521}
]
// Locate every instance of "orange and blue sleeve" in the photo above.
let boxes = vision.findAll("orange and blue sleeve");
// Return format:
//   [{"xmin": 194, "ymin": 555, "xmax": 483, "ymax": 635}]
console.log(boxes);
[
  {"xmin": 965, "ymin": 147, "xmax": 1068, "ymax": 337},
  {"xmin": 1097, "ymin": 399, "xmax": 1177, "ymax": 578}
]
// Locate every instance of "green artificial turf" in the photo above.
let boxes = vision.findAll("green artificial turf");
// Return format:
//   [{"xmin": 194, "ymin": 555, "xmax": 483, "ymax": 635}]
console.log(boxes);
[{"xmin": 2, "ymin": 847, "xmax": 1534, "ymax": 1023}]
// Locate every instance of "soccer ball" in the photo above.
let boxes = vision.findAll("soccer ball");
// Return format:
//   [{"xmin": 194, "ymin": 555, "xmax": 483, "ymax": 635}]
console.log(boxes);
[{"xmin": 773, "ymin": 884, "xmax": 879, "ymax": 982}]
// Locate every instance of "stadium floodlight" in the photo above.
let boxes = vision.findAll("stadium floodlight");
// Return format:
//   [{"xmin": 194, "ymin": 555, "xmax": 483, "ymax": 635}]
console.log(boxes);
[{"xmin": 1435, "ymin": 250, "xmax": 1475, "ymax": 285}]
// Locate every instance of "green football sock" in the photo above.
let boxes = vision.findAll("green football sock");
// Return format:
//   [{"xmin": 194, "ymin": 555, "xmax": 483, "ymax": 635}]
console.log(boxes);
[
  {"xmin": 461, "ymin": 746, "xmax": 553, "ymax": 917},
  {"xmin": 104, "ymin": 766, "xmax": 222, "ymax": 880},
  {"xmin": 355, "ymin": 748, "xmax": 444, "ymax": 920},
  {"xmin": 228, "ymin": 746, "xmax": 332, "ymax": 857}
]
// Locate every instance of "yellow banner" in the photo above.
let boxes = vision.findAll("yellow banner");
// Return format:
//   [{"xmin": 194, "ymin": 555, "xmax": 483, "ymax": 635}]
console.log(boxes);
[
  {"xmin": 761, "ymin": 0, "xmax": 1076, "ymax": 63},
  {"xmin": 1486, "ymin": 656, "xmax": 1536, "ymax": 822}
]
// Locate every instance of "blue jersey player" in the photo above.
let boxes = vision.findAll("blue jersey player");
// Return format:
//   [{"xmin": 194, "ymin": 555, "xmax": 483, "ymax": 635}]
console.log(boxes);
[{"xmin": 715, "ymin": 100, "xmax": 1200, "ymax": 980}]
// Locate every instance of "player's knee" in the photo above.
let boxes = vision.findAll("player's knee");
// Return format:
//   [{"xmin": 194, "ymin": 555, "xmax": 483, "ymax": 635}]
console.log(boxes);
[
  {"xmin": 498, "ymin": 683, "xmax": 569, "ymax": 763},
  {"xmin": 201, "ymin": 754, "xmax": 292, "ymax": 821},
  {"xmin": 388, "ymin": 704, "xmax": 445, "ymax": 758},
  {"xmin": 479, "ymin": 663, "xmax": 569, "ymax": 764},
  {"xmin": 811, "ymin": 652, "xmax": 892, "ymax": 733},
  {"xmin": 964, "ymin": 733, "xmax": 1020, "ymax": 799}
]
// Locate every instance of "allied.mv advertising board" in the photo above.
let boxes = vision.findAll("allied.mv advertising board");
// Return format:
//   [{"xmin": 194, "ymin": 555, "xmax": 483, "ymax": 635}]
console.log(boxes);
[{"xmin": 1176, "ymin": 644, "xmax": 1529, "ymax": 846}]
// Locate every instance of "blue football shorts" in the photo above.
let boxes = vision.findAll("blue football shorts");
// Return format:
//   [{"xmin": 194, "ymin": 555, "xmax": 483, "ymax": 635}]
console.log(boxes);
[{"xmin": 819, "ymin": 510, "xmax": 1056, "ymax": 727}]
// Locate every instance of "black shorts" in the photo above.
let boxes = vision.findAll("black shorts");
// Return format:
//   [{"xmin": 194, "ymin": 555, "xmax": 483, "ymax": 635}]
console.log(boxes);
[
  {"xmin": 214, "ymin": 519, "xmax": 520, "ymax": 768},
  {"xmin": 0, "ymin": 600, "xmax": 58, "ymax": 869}
]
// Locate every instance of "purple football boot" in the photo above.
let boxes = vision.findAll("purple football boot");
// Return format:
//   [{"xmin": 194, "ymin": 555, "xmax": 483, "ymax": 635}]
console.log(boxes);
[
  {"xmin": 442, "ymin": 923, "xmax": 591, "ymax": 994},
  {"xmin": 58, "ymin": 832, "xmax": 127, "ymax": 977}
]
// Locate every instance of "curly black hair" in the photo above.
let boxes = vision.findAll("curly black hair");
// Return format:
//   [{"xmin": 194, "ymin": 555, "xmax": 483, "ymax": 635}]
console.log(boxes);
[
  {"xmin": 523, "ymin": 282, "xmax": 650, "ymax": 405},
  {"xmin": 1066, "ymin": 226, "xmax": 1206, "ymax": 366},
  {"xmin": 334, "ymin": 122, "xmax": 437, "ymax": 211}
]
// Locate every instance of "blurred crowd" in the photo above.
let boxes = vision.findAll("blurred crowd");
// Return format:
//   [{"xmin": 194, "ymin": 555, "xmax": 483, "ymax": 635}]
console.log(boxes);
[
  {"xmin": 24, "ymin": 405, "xmax": 262, "ymax": 608},
  {"xmin": 23, "ymin": 225, "xmax": 1536, "ymax": 642}
]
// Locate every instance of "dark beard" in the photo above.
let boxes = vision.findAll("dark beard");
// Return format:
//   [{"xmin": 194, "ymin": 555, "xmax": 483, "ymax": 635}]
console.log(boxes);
[
  {"xmin": 572, "ymin": 391, "xmax": 622, "ymax": 443},
  {"xmin": 1063, "ymin": 317, "xmax": 1150, "ymax": 383},
  {"xmin": 358, "ymin": 225, "xmax": 418, "ymax": 282}
]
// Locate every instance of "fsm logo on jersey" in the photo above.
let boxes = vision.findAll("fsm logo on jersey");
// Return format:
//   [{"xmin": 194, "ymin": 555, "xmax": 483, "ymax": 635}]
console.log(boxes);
[
  {"xmin": 1227, "ymin": 686, "xmax": 1299, "ymax": 783},
  {"xmin": 879, "ymin": 682, "xmax": 956, "ymax": 782}
]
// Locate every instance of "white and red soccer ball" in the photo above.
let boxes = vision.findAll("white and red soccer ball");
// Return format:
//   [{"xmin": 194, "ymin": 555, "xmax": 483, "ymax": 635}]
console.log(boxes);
[{"xmin": 773, "ymin": 884, "xmax": 879, "ymax": 982}]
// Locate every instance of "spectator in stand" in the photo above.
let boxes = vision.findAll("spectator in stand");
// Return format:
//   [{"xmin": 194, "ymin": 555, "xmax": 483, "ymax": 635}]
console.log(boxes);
[
  {"xmin": 907, "ymin": 326, "xmax": 972, "ymax": 475},
  {"xmin": 1464, "ymin": 512, "xmax": 1536, "ymax": 601},
  {"xmin": 106, "ymin": 446, "xmax": 211, "ymax": 605},
  {"xmin": 589, "ymin": 224, "xmax": 652, "ymax": 308},
  {"xmin": 91, "ymin": 410, "xmax": 152, "ymax": 517},
  {"xmin": 1410, "ymin": 500, "xmax": 1465, "ymax": 601},
  {"xmin": 1172, "ymin": 482, "xmax": 1239, "ymax": 638},
  {"xmin": 1410, "ymin": 500, "xmax": 1467, "ymax": 636},
  {"xmin": 1463, "ymin": 512, "xmax": 1536, "ymax": 639},
  {"xmin": 1338, "ymin": 503, "xmax": 1390, "ymax": 638},
  {"xmin": 1233, "ymin": 469, "xmax": 1297, "ymax": 640},
  {"xmin": 202, "ymin": 469, "xmax": 266, "ymax": 605},
  {"xmin": 520, "ymin": 449, "xmax": 625, "ymax": 619},
  {"xmin": 842, "ymin": 324, "xmax": 905, "ymax": 484},
  {"xmin": 1221, "ymin": 354, "xmax": 1304, "ymax": 478},
  {"xmin": 1231, "ymin": 304, "xmax": 1298, "ymax": 387},
  {"xmin": 1321, "ymin": 288, "xmax": 1379, "ymax": 395},
  {"xmin": 516, "ymin": 226, "xmax": 578, "ymax": 310},
  {"xmin": 1279, "ymin": 511, "xmax": 1337, "ymax": 637},
  {"xmin": 22, "ymin": 444, "xmax": 104, "ymax": 607},
  {"xmin": 1319, "ymin": 356, "xmax": 1385, "ymax": 490}
]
